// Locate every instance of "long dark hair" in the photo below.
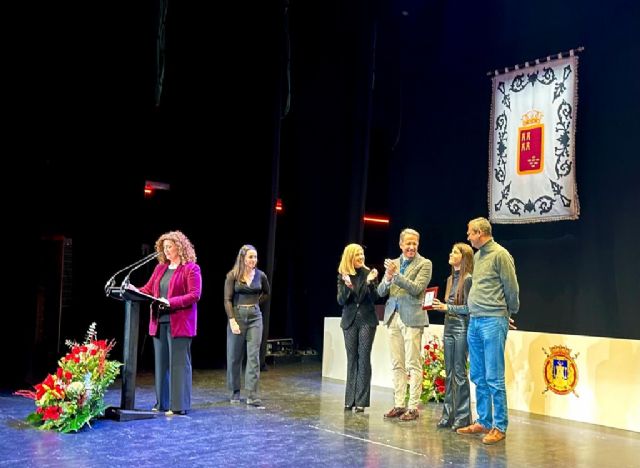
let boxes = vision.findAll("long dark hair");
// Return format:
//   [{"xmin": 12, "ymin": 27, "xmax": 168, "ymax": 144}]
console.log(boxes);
[
  {"xmin": 451, "ymin": 242, "xmax": 474, "ymax": 305},
  {"xmin": 230, "ymin": 244, "xmax": 257, "ymax": 281}
]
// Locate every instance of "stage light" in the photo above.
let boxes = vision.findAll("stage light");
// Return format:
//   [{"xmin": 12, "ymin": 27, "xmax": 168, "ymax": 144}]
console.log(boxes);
[
  {"xmin": 363, "ymin": 215, "xmax": 390, "ymax": 225},
  {"xmin": 144, "ymin": 180, "xmax": 170, "ymax": 199}
]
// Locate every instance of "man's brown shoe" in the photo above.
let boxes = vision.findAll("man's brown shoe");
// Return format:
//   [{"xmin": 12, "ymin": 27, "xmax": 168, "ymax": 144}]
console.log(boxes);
[
  {"xmin": 482, "ymin": 428, "xmax": 506, "ymax": 444},
  {"xmin": 399, "ymin": 409, "xmax": 419, "ymax": 421},
  {"xmin": 383, "ymin": 407, "xmax": 407, "ymax": 418},
  {"xmin": 456, "ymin": 422, "xmax": 490, "ymax": 435}
]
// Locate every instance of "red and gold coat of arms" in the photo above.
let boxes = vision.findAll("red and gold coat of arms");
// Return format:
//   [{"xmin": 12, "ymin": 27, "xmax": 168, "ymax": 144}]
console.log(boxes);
[
  {"xmin": 517, "ymin": 110, "xmax": 544, "ymax": 175},
  {"xmin": 542, "ymin": 345, "xmax": 579, "ymax": 396}
]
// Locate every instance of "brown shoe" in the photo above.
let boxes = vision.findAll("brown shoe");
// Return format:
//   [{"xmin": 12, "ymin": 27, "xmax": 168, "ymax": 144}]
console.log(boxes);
[
  {"xmin": 456, "ymin": 422, "xmax": 490, "ymax": 435},
  {"xmin": 398, "ymin": 409, "xmax": 419, "ymax": 421},
  {"xmin": 383, "ymin": 407, "xmax": 407, "ymax": 418},
  {"xmin": 482, "ymin": 428, "xmax": 506, "ymax": 444}
]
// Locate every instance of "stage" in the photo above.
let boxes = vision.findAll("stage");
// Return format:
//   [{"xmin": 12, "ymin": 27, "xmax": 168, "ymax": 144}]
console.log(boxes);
[
  {"xmin": 1, "ymin": 362, "xmax": 638, "ymax": 467},
  {"xmin": 323, "ymin": 318, "xmax": 640, "ymax": 432}
]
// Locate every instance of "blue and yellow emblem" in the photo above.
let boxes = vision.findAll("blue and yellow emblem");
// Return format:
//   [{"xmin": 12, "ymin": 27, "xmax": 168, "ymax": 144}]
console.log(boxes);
[{"xmin": 542, "ymin": 345, "xmax": 579, "ymax": 396}]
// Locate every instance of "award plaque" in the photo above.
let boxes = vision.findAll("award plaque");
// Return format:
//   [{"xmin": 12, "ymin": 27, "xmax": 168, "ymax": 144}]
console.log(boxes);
[{"xmin": 422, "ymin": 286, "xmax": 439, "ymax": 310}]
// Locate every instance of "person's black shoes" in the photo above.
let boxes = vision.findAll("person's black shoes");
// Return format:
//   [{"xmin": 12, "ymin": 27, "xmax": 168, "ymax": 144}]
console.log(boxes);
[{"xmin": 451, "ymin": 420, "xmax": 470, "ymax": 431}]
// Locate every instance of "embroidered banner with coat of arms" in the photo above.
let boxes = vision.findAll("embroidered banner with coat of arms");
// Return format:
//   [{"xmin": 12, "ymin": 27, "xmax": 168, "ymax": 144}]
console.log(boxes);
[{"xmin": 488, "ymin": 56, "xmax": 580, "ymax": 224}]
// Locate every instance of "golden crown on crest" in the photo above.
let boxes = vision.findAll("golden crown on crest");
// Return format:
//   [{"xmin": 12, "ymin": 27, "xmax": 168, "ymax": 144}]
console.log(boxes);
[
  {"xmin": 521, "ymin": 109, "xmax": 544, "ymax": 126},
  {"xmin": 544, "ymin": 345, "xmax": 571, "ymax": 358}
]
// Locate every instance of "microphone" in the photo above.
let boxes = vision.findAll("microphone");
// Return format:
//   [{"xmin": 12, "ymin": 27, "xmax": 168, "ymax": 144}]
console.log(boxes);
[
  {"xmin": 120, "ymin": 253, "xmax": 160, "ymax": 291},
  {"xmin": 104, "ymin": 252, "xmax": 159, "ymax": 296}
]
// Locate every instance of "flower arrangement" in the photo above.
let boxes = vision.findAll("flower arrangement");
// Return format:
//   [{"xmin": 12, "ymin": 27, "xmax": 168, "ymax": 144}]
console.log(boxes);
[
  {"xmin": 420, "ymin": 335, "xmax": 446, "ymax": 403},
  {"xmin": 15, "ymin": 323, "xmax": 121, "ymax": 433}
]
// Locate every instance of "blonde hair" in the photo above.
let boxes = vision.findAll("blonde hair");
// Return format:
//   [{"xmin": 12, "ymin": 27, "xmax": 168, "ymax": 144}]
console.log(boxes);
[
  {"xmin": 338, "ymin": 243, "xmax": 365, "ymax": 276},
  {"xmin": 155, "ymin": 230, "xmax": 197, "ymax": 264},
  {"xmin": 400, "ymin": 228, "xmax": 420, "ymax": 242},
  {"xmin": 230, "ymin": 244, "xmax": 258, "ymax": 281},
  {"xmin": 450, "ymin": 242, "xmax": 474, "ymax": 305}
]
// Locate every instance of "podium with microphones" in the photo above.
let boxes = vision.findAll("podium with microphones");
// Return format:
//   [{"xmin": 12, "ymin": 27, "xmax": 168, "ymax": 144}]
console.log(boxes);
[{"xmin": 104, "ymin": 253, "xmax": 161, "ymax": 422}]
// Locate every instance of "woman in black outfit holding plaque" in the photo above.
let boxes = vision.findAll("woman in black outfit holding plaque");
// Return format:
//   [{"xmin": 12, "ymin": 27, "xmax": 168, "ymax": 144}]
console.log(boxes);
[{"xmin": 431, "ymin": 242, "xmax": 474, "ymax": 430}]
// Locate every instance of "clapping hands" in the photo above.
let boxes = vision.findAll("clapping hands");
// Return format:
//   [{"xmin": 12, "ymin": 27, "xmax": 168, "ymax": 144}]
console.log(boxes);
[
  {"xmin": 342, "ymin": 274, "xmax": 353, "ymax": 288},
  {"xmin": 383, "ymin": 259, "xmax": 397, "ymax": 281},
  {"xmin": 367, "ymin": 268, "xmax": 378, "ymax": 283}
]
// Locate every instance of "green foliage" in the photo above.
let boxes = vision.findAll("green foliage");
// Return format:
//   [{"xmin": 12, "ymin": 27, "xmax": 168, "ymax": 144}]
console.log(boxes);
[
  {"xmin": 420, "ymin": 335, "xmax": 446, "ymax": 403},
  {"xmin": 16, "ymin": 323, "xmax": 121, "ymax": 433},
  {"xmin": 405, "ymin": 335, "xmax": 447, "ymax": 404}
]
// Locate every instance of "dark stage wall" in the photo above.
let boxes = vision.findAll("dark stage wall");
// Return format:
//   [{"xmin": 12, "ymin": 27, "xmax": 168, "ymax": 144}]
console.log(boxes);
[
  {"xmin": 8, "ymin": 2, "xmax": 282, "ymax": 388},
  {"xmin": 370, "ymin": 0, "xmax": 640, "ymax": 340},
  {"xmin": 273, "ymin": 0, "xmax": 640, "ymax": 352},
  {"xmin": 7, "ymin": 0, "xmax": 638, "ymax": 389}
]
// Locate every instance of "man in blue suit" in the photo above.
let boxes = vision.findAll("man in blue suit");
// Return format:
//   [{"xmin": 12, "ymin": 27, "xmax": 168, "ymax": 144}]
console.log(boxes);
[{"xmin": 378, "ymin": 228, "xmax": 433, "ymax": 421}]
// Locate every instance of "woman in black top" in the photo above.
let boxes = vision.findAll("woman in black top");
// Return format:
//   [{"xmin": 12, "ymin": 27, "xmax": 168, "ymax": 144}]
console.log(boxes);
[
  {"xmin": 224, "ymin": 244, "xmax": 270, "ymax": 406},
  {"xmin": 432, "ymin": 242, "xmax": 474, "ymax": 430},
  {"xmin": 337, "ymin": 243, "xmax": 379, "ymax": 412}
]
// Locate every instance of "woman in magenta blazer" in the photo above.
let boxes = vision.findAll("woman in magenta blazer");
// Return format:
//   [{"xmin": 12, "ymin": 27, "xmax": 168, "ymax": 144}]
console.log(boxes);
[{"xmin": 138, "ymin": 230, "xmax": 202, "ymax": 416}]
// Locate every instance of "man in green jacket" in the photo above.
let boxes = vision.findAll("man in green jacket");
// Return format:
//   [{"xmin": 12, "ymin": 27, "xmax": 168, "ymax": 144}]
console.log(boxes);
[{"xmin": 456, "ymin": 217, "xmax": 519, "ymax": 444}]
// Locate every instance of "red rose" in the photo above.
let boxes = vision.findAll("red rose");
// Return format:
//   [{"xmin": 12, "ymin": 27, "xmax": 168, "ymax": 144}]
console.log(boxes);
[{"xmin": 42, "ymin": 406, "xmax": 62, "ymax": 421}]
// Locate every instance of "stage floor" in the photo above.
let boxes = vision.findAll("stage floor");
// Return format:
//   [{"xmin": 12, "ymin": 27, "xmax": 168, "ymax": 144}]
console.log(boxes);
[{"xmin": 1, "ymin": 362, "xmax": 638, "ymax": 467}]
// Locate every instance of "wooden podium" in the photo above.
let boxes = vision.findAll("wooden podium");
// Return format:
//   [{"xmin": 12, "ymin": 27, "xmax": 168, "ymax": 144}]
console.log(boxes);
[{"xmin": 105, "ymin": 286, "xmax": 159, "ymax": 421}]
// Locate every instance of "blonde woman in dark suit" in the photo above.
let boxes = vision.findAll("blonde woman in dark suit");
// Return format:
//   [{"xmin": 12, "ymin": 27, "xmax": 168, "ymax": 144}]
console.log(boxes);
[{"xmin": 337, "ymin": 244, "xmax": 379, "ymax": 412}]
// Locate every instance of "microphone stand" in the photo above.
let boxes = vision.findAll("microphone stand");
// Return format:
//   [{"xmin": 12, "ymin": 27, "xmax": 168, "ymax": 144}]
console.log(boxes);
[
  {"xmin": 120, "ymin": 254, "xmax": 159, "ymax": 292},
  {"xmin": 104, "ymin": 252, "xmax": 158, "ymax": 296},
  {"xmin": 103, "ymin": 251, "xmax": 160, "ymax": 422}
]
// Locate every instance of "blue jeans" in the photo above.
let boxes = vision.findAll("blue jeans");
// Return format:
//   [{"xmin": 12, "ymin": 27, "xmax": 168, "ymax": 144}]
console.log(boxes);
[{"xmin": 467, "ymin": 316, "xmax": 509, "ymax": 432}]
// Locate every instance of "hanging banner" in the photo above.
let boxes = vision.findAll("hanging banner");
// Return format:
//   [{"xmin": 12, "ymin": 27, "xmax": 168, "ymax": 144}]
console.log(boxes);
[{"xmin": 488, "ymin": 56, "xmax": 580, "ymax": 223}]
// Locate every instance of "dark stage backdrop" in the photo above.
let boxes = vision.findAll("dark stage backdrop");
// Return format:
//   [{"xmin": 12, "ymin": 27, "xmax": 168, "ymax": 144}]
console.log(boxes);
[
  {"xmin": 370, "ymin": 0, "xmax": 640, "ymax": 340},
  {"xmin": 6, "ymin": 2, "xmax": 283, "ymax": 388},
  {"xmin": 8, "ymin": 0, "xmax": 639, "ymax": 390},
  {"xmin": 272, "ymin": 0, "xmax": 640, "ymax": 355}
]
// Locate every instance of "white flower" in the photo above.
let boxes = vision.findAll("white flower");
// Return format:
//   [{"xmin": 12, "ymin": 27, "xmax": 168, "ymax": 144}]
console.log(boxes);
[
  {"xmin": 66, "ymin": 381, "xmax": 85, "ymax": 398},
  {"xmin": 83, "ymin": 373, "xmax": 93, "ymax": 400}
]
